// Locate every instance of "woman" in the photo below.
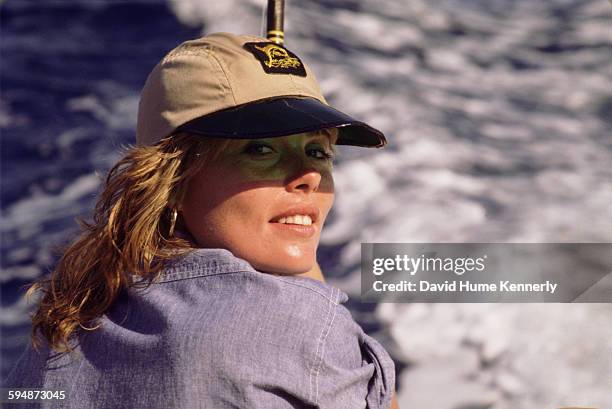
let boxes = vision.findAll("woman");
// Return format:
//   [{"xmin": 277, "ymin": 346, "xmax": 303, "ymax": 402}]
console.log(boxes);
[{"xmin": 4, "ymin": 32, "xmax": 397, "ymax": 408}]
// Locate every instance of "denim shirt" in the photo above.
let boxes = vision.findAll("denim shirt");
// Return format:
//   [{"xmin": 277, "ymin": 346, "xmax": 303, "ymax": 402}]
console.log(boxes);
[{"xmin": 4, "ymin": 248, "xmax": 395, "ymax": 408}]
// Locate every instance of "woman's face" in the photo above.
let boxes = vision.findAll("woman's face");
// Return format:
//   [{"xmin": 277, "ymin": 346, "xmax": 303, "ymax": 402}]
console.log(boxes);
[{"xmin": 180, "ymin": 131, "xmax": 335, "ymax": 275}]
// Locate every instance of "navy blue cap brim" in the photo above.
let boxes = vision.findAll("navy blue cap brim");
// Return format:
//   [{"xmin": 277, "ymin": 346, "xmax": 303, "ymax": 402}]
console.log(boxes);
[{"xmin": 175, "ymin": 96, "xmax": 387, "ymax": 148}]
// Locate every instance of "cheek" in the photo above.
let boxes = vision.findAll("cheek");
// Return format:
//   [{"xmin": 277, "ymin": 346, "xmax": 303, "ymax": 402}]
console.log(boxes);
[
  {"xmin": 182, "ymin": 174, "xmax": 222, "ymax": 222},
  {"xmin": 180, "ymin": 170, "xmax": 233, "ymax": 241},
  {"xmin": 319, "ymin": 173, "xmax": 335, "ymax": 217},
  {"xmin": 182, "ymin": 186, "xmax": 269, "ymax": 244},
  {"xmin": 319, "ymin": 192, "xmax": 335, "ymax": 225},
  {"xmin": 223, "ymin": 192, "xmax": 269, "ymax": 229}
]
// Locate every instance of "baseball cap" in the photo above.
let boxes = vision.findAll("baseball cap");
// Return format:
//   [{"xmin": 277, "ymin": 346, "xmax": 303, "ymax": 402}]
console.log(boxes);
[{"xmin": 136, "ymin": 32, "xmax": 387, "ymax": 148}]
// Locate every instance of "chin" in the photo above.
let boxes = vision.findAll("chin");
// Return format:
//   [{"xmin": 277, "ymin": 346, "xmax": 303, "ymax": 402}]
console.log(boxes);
[
  {"xmin": 253, "ymin": 258, "xmax": 314, "ymax": 276},
  {"xmin": 233, "ymin": 245, "xmax": 317, "ymax": 275}
]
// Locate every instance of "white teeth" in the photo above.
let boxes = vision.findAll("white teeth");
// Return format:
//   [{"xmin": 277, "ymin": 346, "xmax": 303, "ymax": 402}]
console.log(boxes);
[{"xmin": 276, "ymin": 215, "xmax": 312, "ymax": 225}]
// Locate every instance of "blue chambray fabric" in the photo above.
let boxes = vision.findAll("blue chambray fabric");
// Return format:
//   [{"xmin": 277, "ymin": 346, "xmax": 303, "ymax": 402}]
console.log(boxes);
[{"xmin": 3, "ymin": 248, "xmax": 395, "ymax": 408}]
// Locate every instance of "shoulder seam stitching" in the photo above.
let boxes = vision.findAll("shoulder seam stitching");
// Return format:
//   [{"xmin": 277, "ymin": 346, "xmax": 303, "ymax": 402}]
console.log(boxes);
[
  {"xmin": 310, "ymin": 286, "xmax": 339, "ymax": 404},
  {"xmin": 151, "ymin": 269, "xmax": 253, "ymax": 283},
  {"xmin": 274, "ymin": 276, "xmax": 339, "ymax": 304},
  {"xmin": 155, "ymin": 270, "xmax": 339, "ymax": 304}
]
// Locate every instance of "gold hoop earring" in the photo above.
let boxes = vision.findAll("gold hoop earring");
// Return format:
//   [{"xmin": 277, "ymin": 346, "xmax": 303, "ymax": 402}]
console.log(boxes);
[{"xmin": 169, "ymin": 208, "xmax": 178, "ymax": 237}]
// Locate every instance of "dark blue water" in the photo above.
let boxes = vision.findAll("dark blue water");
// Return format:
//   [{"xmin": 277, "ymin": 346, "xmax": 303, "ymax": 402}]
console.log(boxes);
[
  {"xmin": 3, "ymin": 0, "xmax": 612, "ymax": 405},
  {"xmin": 1, "ymin": 0, "xmax": 203, "ymax": 380},
  {"xmin": 0, "ymin": 0, "xmax": 355, "ymax": 381}
]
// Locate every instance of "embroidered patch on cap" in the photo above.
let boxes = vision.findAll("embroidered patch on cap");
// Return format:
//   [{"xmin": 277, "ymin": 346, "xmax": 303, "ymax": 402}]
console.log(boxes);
[{"xmin": 244, "ymin": 42, "xmax": 307, "ymax": 77}]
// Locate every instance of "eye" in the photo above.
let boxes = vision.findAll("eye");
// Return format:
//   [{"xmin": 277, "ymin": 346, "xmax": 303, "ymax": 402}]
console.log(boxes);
[
  {"xmin": 243, "ymin": 143, "xmax": 275, "ymax": 156},
  {"xmin": 307, "ymin": 145, "xmax": 335, "ymax": 161}
]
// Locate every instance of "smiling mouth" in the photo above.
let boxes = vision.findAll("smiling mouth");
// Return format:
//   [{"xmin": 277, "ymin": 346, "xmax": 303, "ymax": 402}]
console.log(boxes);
[
  {"xmin": 269, "ymin": 205, "xmax": 319, "ymax": 225},
  {"xmin": 269, "ymin": 221, "xmax": 317, "ymax": 238},
  {"xmin": 273, "ymin": 215, "xmax": 313, "ymax": 226}
]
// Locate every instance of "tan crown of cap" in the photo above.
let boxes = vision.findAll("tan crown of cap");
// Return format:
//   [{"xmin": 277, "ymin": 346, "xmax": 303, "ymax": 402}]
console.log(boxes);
[{"xmin": 136, "ymin": 32, "xmax": 328, "ymax": 146}]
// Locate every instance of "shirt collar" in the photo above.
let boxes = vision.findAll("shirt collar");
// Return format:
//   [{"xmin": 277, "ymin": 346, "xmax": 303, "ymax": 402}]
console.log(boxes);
[
  {"xmin": 156, "ymin": 248, "xmax": 257, "ymax": 283},
  {"xmin": 142, "ymin": 247, "xmax": 349, "ymax": 305}
]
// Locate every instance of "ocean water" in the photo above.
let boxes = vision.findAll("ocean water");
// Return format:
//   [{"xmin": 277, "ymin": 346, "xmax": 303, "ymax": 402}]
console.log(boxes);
[
  {"xmin": 2, "ymin": 0, "xmax": 612, "ymax": 407},
  {"xmin": 1, "ymin": 0, "xmax": 204, "ymax": 381}
]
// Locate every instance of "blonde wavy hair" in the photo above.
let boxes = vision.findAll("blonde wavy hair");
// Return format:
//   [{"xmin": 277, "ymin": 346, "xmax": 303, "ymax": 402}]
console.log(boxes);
[
  {"xmin": 27, "ymin": 128, "xmax": 338, "ymax": 353},
  {"xmin": 26, "ymin": 132, "xmax": 234, "ymax": 353}
]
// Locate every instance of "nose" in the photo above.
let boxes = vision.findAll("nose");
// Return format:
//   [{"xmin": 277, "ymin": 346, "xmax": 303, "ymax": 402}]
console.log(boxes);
[{"xmin": 285, "ymin": 166, "xmax": 322, "ymax": 194}]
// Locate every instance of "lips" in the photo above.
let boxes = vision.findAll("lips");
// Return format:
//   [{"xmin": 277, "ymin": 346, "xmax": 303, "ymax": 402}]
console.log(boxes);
[{"xmin": 269, "ymin": 204, "xmax": 320, "ymax": 224}]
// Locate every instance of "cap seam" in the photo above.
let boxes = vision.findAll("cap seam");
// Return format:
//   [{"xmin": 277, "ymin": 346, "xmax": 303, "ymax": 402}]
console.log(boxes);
[
  {"xmin": 207, "ymin": 48, "xmax": 237, "ymax": 106},
  {"xmin": 161, "ymin": 45, "xmax": 211, "ymax": 65},
  {"xmin": 288, "ymin": 74, "xmax": 301, "ymax": 94}
]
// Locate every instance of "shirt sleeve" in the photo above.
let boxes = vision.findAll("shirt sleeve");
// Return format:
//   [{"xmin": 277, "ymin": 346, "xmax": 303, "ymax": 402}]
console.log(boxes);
[
  {"xmin": 361, "ymin": 331, "xmax": 396, "ymax": 409},
  {"xmin": 184, "ymin": 273, "xmax": 395, "ymax": 409},
  {"xmin": 314, "ymin": 304, "xmax": 396, "ymax": 409}
]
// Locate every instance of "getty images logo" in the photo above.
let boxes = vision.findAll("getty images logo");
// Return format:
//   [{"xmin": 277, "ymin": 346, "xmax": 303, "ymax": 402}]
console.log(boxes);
[{"xmin": 371, "ymin": 253, "xmax": 488, "ymax": 276}]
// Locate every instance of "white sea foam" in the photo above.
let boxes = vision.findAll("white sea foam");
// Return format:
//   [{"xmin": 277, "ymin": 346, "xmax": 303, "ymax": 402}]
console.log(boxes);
[
  {"xmin": 167, "ymin": 0, "xmax": 612, "ymax": 406},
  {"xmin": 3, "ymin": 0, "xmax": 611, "ymax": 405},
  {"xmin": 2, "ymin": 173, "xmax": 100, "ymax": 232}
]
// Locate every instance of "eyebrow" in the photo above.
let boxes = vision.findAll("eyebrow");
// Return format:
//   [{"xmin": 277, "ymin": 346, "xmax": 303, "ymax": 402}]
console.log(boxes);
[{"xmin": 305, "ymin": 131, "xmax": 334, "ymax": 148}]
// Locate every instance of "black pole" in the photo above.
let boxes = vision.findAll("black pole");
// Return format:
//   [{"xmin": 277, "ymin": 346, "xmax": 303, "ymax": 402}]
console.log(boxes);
[{"xmin": 266, "ymin": 0, "xmax": 285, "ymax": 45}]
